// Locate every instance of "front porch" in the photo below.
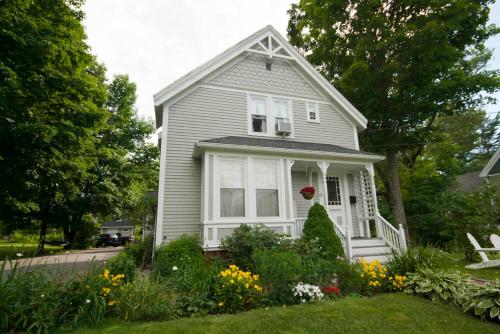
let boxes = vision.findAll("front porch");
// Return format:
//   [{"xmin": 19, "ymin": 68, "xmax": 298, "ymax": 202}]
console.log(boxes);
[{"xmin": 195, "ymin": 137, "xmax": 407, "ymax": 261}]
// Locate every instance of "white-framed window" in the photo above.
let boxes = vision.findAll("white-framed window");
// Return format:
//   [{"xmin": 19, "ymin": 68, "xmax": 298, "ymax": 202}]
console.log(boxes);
[
  {"xmin": 248, "ymin": 94, "xmax": 292, "ymax": 136},
  {"xmin": 306, "ymin": 102, "xmax": 320, "ymax": 123},
  {"xmin": 219, "ymin": 158, "xmax": 246, "ymax": 217},
  {"xmin": 255, "ymin": 159, "xmax": 279, "ymax": 217},
  {"xmin": 250, "ymin": 96, "xmax": 267, "ymax": 134}
]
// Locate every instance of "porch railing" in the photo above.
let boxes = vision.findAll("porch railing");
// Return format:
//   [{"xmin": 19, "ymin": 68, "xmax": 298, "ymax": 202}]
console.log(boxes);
[{"xmin": 377, "ymin": 213, "xmax": 407, "ymax": 254}]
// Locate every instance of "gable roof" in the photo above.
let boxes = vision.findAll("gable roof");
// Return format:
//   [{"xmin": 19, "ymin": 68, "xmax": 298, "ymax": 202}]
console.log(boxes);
[
  {"xmin": 154, "ymin": 25, "xmax": 368, "ymax": 129},
  {"xmin": 101, "ymin": 220, "xmax": 134, "ymax": 228},
  {"xmin": 479, "ymin": 147, "xmax": 500, "ymax": 178},
  {"xmin": 193, "ymin": 136, "xmax": 384, "ymax": 162}
]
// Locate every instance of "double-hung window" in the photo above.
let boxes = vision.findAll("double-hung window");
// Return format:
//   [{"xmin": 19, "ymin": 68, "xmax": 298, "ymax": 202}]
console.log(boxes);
[
  {"xmin": 306, "ymin": 102, "xmax": 319, "ymax": 122},
  {"xmin": 250, "ymin": 96, "xmax": 267, "ymax": 134},
  {"xmin": 255, "ymin": 160, "xmax": 279, "ymax": 217},
  {"xmin": 219, "ymin": 158, "xmax": 245, "ymax": 217},
  {"xmin": 272, "ymin": 99, "xmax": 290, "ymax": 130}
]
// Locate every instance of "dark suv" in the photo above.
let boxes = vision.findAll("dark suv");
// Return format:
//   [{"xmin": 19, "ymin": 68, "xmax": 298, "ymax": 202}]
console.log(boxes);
[{"xmin": 95, "ymin": 234, "xmax": 120, "ymax": 247}]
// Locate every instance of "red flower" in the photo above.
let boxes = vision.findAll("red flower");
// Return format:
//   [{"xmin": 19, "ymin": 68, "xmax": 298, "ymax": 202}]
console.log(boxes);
[
  {"xmin": 299, "ymin": 186, "xmax": 315, "ymax": 195},
  {"xmin": 322, "ymin": 286, "xmax": 340, "ymax": 295}
]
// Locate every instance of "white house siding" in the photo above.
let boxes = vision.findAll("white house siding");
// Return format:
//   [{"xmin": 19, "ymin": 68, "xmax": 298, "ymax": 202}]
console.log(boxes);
[
  {"xmin": 291, "ymin": 171, "xmax": 319, "ymax": 218},
  {"xmin": 209, "ymin": 54, "xmax": 323, "ymax": 100},
  {"xmin": 162, "ymin": 87, "xmax": 247, "ymax": 242},
  {"xmin": 347, "ymin": 173, "xmax": 362, "ymax": 237}
]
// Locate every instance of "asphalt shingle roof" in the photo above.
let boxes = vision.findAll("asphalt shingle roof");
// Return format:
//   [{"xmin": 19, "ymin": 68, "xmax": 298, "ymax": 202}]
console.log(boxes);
[{"xmin": 200, "ymin": 136, "xmax": 380, "ymax": 157}]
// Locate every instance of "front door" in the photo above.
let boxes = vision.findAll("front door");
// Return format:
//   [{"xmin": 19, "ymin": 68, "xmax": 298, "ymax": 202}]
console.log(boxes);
[{"xmin": 326, "ymin": 175, "xmax": 349, "ymax": 230}]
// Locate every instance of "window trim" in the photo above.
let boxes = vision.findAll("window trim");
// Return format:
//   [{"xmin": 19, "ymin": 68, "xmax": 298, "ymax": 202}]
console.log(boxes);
[
  {"xmin": 306, "ymin": 102, "xmax": 320, "ymax": 123},
  {"xmin": 247, "ymin": 94, "xmax": 294, "ymax": 137}
]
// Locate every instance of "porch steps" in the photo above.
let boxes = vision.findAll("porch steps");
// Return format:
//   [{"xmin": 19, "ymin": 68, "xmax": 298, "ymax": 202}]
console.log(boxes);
[{"xmin": 351, "ymin": 238, "xmax": 392, "ymax": 263}]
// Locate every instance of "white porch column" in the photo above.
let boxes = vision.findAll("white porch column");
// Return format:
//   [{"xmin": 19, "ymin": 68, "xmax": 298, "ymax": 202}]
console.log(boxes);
[
  {"xmin": 365, "ymin": 164, "xmax": 381, "ymax": 238},
  {"xmin": 317, "ymin": 162, "xmax": 330, "ymax": 208},
  {"xmin": 286, "ymin": 159, "xmax": 295, "ymax": 219}
]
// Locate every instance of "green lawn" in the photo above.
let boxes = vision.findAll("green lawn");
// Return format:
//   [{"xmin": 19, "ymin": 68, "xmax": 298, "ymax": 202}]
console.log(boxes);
[
  {"xmin": 70, "ymin": 294, "xmax": 499, "ymax": 334},
  {"xmin": 0, "ymin": 241, "xmax": 63, "ymax": 260},
  {"xmin": 445, "ymin": 253, "xmax": 500, "ymax": 281}
]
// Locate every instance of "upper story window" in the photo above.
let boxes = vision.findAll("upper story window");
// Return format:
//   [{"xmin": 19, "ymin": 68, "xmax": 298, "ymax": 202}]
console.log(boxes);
[
  {"xmin": 248, "ymin": 95, "xmax": 292, "ymax": 136},
  {"xmin": 306, "ymin": 102, "xmax": 320, "ymax": 123},
  {"xmin": 250, "ymin": 96, "xmax": 267, "ymax": 133}
]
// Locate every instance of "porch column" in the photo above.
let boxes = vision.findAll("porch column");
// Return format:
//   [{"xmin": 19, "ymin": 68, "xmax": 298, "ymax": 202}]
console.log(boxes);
[
  {"xmin": 317, "ymin": 162, "xmax": 330, "ymax": 208},
  {"xmin": 365, "ymin": 164, "xmax": 381, "ymax": 237},
  {"xmin": 287, "ymin": 159, "xmax": 295, "ymax": 219}
]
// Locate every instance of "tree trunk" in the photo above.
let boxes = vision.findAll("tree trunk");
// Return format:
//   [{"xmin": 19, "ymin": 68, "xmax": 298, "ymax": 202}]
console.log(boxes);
[
  {"xmin": 37, "ymin": 215, "xmax": 48, "ymax": 255},
  {"xmin": 385, "ymin": 149, "xmax": 410, "ymax": 241}
]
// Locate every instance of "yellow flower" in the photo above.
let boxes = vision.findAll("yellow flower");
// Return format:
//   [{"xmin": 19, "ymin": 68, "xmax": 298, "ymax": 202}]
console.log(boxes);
[
  {"xmin": 108, "ymin": 300, "xmax": 117, "ymax": 306},
  {"xmin": 102, "ymin": 287, "xmax": 110, "ymax": 295},
  {"xmin": 218, "ymin": 301, "xmax": 224, "ymax": 307},
  {"xmin": 245, "ymin": 283, "xmax": 250, "ymax": 289},
  {"xmin": 102, "ymin": 269, "xmax": 110, "ymax": 279},
  {"xmin": 85, "ymin": 285, "xmax": 90, "ymax": 289},
  {"xmin": 254, "ymin": 284, "xmax": 262, "ymax": 292},
  {"xmin": 252, "ymin": 274, "xmax": 259, "ymax": 281}
]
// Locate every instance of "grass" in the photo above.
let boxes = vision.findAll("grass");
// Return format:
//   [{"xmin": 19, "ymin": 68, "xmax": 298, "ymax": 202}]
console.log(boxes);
[
  {"xmin": 70, "ymin": 294, "xmax": 499, "ymax": 334},
  {"xmin": 0, "ymin": 241, "xmax": 64, "ymax": 260},
  {"xmin": 444, "ymin": 253, "xmax": 500, "ymax": 281}
]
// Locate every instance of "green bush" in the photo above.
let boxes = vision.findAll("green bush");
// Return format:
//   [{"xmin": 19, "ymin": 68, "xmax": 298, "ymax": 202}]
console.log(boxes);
[
  {"xmin": 387, "ymin": 246, "xmax": 454, "ymax": 275},
  {"xmin": 334, "ymin": 259, "xmax": 368, "ymax": 295},
  {"xmin": 110, "ymin": 278, "xmax": 177, "ymax": 321},
  {"xmin": 221, "ymin": 224, "xmax": 291, "ymax": 270},
  {"xmin": 124, "ymin": 235, "xmax": 153, "ymax": 267},
  {"xmin": 252, "ymin": 249, "xmax": 302, "ymax": 305},
  {"xmin": 152, "ymin": 235, "xmax": 204, "ymax": 280},
  {"xmin": 294, "ymin": 238, "xmax": 336, "ymax": 286},
  {"xmin": 404, "ymin": 268, "xmax": 471, "ymax": 304},
  {"xmin": 106, "ymin": 252, "xmax": 137, "ymax": 283},
  {"xmin": 462, "ymin": 280, "xmax": 500, "ymax": 321},
  {"xmin": 303, "ymin": 203, "xmax": 344, "ymax": 260}
]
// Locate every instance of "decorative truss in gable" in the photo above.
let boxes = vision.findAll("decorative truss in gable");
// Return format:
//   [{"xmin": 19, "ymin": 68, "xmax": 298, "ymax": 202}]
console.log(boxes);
[{"xmin": 247, "ymin": 35, "xmax": 292, "ymax": 59}]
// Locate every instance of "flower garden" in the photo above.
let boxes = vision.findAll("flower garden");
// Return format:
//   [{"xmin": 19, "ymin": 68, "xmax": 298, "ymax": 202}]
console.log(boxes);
[{"xmin": 1, "ymin": 203, "xmax": 499, "ymax": 333}]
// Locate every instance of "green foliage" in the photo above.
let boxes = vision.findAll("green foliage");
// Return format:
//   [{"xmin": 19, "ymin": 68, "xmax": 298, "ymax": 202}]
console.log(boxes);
[
  {"xmin": 110, "ymin": 278, "xmax": 177, "ymax": 321},
  {"xmin": 252, "ymin": 249, "xmax": 302, "ymax": 305},
  {"xmin": 152, "ymin": 235, "xmax": 204, "ymax": 280},
  {"xmin": 221, "ymin": 224, "xmax": 291, "ymax": 270},
  {"xmin": 334, "ymin": 260, "xmax": 369, "ymax": 296},
  {"xmin": 462, "ymin": 280, "xmax": 500, "ymax": 321},
  {"xmin": 302, "ymin": 203, "xmax": 344, "ymax": 259},
  {"xmin": 404, "ymin": 268, "xmax": 471, "ymax": 304},
  {"xmin": 124, "ymin": 235, "xmax": 153, "ymax": 267},
  {"xmin": 294, "ymin": 238, "xmax": 336, "ymax": 287},
  {"xmin": 387, "ymin": 247, "xmax": 454, "ymax": 276},
  {"xmin": 106, "ymin": 252, "xmax": 137, "ymax": 283}
]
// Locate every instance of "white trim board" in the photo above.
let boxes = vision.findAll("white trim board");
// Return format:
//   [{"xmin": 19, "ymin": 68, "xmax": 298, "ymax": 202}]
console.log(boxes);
[
  {"xmin": 479, "ymin": 147, "xmax": 500, "ymax": 178},
  {"xmin": 153, "ymin": 25, "xmax": 367, "ymax": 129}
]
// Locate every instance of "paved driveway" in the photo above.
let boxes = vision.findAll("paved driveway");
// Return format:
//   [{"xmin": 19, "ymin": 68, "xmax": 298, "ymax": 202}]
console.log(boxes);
[{"xmin": 2, "ymin": 246, "xmax": 123, "ymax": 277}]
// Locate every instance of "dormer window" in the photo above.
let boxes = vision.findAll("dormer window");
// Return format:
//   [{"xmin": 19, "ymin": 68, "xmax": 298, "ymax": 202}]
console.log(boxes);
[
  {"xmin": 306, "ymin": 102, "xmax": 320, "ymax": 123},
  {"xmin": 250, "ymin": 96, "xmax": 267, "ymax": 133}
]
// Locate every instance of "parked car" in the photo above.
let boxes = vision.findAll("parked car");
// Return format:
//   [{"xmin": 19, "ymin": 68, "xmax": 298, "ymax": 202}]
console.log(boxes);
[{"xmin": 95, "ymin": 234, "xmax": 120, "ymax": 247}]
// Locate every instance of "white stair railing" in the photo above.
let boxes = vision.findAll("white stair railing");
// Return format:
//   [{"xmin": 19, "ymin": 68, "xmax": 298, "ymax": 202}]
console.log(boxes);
[{"xmin": 377, "ymin": 213, "xmax": 407, "ymax": 254}]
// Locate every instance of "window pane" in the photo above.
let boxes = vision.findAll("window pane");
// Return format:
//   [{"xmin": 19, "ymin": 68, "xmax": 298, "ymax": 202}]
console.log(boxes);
[
  {"xmin": 220, "ymin": 188, "xmax": 245, "ymax": 217},
  {"xmin": 252, "ymin": 115, "xmax": 266, "ymax": 133},
  {"xmin": 309, "ymin": 111, "xmax": 316, "ymax": 120},
  {"xmin": 220, "ymin": 159, "xmax": 244, "ymax": 188},
  {"xmin": 273, "ymin": 100, "xmax": 289, "ymax": 120},
  {"xmin": 327, "ymin": 177, "xmax": 341, "ymax": 206},
  {"xmin": 255, "ymin": 160, "xmax": 277, "ymax": 189},
  {"xmin": 256, "ymin": 189, "xmax": 279, "ymax": 217},
  {"xmin": 251, "ymin": 98, "xmax": 266, "ymax": 115}
]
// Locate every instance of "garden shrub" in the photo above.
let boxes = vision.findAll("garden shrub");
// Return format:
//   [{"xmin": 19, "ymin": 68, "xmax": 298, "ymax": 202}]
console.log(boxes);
[
  {"xmin": 303, "ymin": 203, "xmax": 344, "ymax": 260},
  {"xmin": 404, "ymin": 268, "xmax": 471, "ymax": 304},
  {"xmin": 215, "ymin": 264, "xmax": 263, "ymax": 313},
  {"xmin": 152, "ymin": 235, "xmax": 204, "ymax": 279},
  {"xmin": 106, "ymin": 252, "xmax": 137, "ymax": 282},
  {"xmin": 124, "ymin": 234, "xmax": 153, "ymax": 267},
  {"xmin": 110, "ymin": 278, "xmax": 177, "ymax": 321},
  {"xmin": 252, "ymin": 248, "xmax": 302, "ymax": 304},
  {"xmin": 221, "ymin": 224, "xmax": 290, "ymax": 270},
  {"xmin": 387, "ymin": 246, "xmax": 453, "ymax": 275},
  {"xmin": 462, "ymin": 280, "xmax": 500, "ymax": 321},
  {"xmin": 294, "ymin": 238, "xmax": 336, "ymax": 286},
  {"xmin": 334, "ymin": 260, "xmax": 368, "ymax": 295},
  {"xmin": 359, "ymin": 258, "xmax": 406, "ymax": 293}
]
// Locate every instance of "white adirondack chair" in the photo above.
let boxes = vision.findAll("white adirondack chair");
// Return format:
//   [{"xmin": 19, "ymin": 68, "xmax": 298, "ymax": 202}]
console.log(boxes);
[
  {"xmin": 490, "ymin": 234, "xmax": 500, "ymax": 248},
  {"xmin": 465, "ymin": 233, "xmax": 500, "ymax": 269}
]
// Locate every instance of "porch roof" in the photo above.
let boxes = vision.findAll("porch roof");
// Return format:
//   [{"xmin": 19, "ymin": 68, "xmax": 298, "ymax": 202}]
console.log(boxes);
[{"xmin": 193, "ymin": 136, "xmax": 384, "ymax": 162}]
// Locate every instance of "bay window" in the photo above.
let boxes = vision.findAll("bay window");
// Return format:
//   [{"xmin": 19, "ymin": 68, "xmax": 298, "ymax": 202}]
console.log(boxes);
[{"xmin": 219, "ymin": 158, "xmax": 245, "ymax": 217}]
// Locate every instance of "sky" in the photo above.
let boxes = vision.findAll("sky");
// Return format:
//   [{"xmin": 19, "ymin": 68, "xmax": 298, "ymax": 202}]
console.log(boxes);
[{"xmin": 83, "ymin": 0, "xmax": 500, "ymax": 127}]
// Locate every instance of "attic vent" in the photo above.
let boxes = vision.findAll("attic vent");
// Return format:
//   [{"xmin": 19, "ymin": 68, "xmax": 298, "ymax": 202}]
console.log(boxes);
[{"xmin": 266, "ymin": 62, "xmax": 272, "ymax": 71}]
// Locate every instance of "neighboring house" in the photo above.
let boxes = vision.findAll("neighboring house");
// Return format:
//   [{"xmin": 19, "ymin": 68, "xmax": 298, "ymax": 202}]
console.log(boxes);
[
  {"xmin": 451, "ymin": 171, "xmax": 485, "ymax": 193},
  {"xmin": 479, "ymin": 147, "xmax": 500, "ymax": 194},
  {"xmin": 100, "ymin": 219, "xmax": 135, "ymax": 238},
  {"xmin": 153, "ymin": 26, "xmax": 406, "ymax": 262}
]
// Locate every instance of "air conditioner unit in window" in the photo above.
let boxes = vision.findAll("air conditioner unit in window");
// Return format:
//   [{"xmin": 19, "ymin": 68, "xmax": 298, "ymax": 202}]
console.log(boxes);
[{"xmin": 275, "ymin": 121, "xmax": 292, "ymax": 135}]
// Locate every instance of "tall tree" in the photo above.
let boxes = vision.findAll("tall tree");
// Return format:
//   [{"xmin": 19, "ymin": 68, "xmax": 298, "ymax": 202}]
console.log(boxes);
[
  {"xmin": 288, "ymin": 0, "xmax": 500, "ymax": 236},
  {"xmin": 0, "ymin": 0, "xmax": 108, "ymax": 253}
]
